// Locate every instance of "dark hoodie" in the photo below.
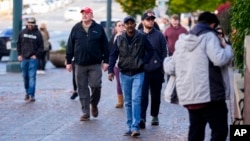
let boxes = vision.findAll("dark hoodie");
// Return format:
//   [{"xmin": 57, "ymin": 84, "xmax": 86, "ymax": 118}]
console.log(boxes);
[{"xmin": 17, "ymin": 25, "xmax": 44, "ymax": 59}]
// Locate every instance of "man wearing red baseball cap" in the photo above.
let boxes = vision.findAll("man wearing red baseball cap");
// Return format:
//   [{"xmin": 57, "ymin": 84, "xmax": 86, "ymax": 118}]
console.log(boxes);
[
  {"xmin": 66, "ymin": 6, "xmax": 109, "ymax": 121},
  {"xmin": 80, "ymin": 7, "xmax": 93, "ymax": 14}
]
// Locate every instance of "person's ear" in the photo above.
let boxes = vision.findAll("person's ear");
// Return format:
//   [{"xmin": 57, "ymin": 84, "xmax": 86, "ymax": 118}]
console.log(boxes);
[{"xmin": 210, "ymin": 23, "xmax": 216, "ymax": 29}]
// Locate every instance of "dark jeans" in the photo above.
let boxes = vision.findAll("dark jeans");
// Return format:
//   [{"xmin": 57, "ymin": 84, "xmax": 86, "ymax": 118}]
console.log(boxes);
[
  {"xmin": 188, "ymin": 101, "xmax": 228, "ymax": 141},
  {"xmin": 141, "ymin": 69, "xmax": 164, "ymax": 120}
]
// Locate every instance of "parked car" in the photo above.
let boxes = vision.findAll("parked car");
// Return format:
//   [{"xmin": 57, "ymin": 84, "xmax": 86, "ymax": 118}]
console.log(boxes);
[
  {"xmin": 0, "ymin": 27, "xmax": 12, "ymax": 61},
  {"xmin": 64, "ymin": 7, "xmax": 81, "ymax": 21},
  {"xmin": 0, "ymin": 25, "xmax": 26, "ymax": 61},
  {"xmin": 99, "ymin": 19, "xmax": 119, "ymax": 34}
]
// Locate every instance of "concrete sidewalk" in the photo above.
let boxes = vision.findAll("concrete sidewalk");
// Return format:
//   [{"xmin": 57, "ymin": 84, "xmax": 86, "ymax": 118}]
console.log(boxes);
[{"xmin": 0, "ymin": 61, "xmax": 227, "ymax": 141}]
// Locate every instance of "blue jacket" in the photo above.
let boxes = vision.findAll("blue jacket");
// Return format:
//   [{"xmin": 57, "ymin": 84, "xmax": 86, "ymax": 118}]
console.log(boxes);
[
  {"xmin": 139, "ymin": 28, "xmax": 167, "ymax": 71},
  {"xmin": 66, "ymin": 20, "xmax": 109, "ymax": 65}
]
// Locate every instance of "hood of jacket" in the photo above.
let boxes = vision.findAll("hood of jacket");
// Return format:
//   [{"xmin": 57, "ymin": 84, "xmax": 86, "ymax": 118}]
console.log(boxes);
[{"xmin": 177, "ymin": 23, "xmax": 215, "ymax": 52}]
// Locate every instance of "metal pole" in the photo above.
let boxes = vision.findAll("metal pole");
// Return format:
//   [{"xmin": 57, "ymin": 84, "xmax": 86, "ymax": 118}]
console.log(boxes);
[
  {"xmin": 106, "ymin": 0, "xmax": 112, "ymax": 41},
  {"xmin": 6, "ymin": 0, "xmax": 22, "ymax": 72}
]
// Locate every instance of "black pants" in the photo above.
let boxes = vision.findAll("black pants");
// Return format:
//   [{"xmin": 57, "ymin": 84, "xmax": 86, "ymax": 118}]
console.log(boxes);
[
  {"xmin": 72, "ymin": 62, "xmax": 77, "ymax": 91},
  {"xmin": 141, "ymin": 69, "xmax": 164, "ymax": 121},
  {"xmin": 38, "ymin": 51, "xmax": 48, "ymax": 70},
  {"xmin": 188, "ymin": 101, "xmax": 228, "ymax": 141}
]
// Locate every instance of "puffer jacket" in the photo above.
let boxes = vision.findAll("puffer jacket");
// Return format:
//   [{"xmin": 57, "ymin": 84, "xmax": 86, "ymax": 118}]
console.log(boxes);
[{"xmin": 164, "ymin": 24, "xmax": 233, "ymax": 106}]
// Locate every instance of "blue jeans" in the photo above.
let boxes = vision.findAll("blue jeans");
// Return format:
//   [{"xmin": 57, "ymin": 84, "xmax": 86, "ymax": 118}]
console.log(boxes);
[
  {"xmin": 21, "ymin": 59, "xmax": 38, "ymax": 97},
  {"xmin": 120, "ymin": 72, "xmax": 144, "ymax": 132}
]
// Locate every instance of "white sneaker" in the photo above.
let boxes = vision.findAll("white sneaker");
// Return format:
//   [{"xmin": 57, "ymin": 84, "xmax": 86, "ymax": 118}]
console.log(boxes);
[
  {"xmin": 37, "ymin": 70, "xmax": 41, "ymax": 74},
  {"xmin": 40, "ymin": 70, "xmax": 45, "ymax": 74}
]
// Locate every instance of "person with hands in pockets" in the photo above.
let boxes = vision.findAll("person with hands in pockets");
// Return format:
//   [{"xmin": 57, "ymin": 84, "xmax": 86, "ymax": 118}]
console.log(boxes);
[{"xmin": 108, "ymin": 16, "xmax": 154, "ymax": 137}]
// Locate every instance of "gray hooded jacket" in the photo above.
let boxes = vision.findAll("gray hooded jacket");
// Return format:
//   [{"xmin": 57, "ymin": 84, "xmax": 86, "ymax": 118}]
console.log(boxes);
[{"xmin": 164, "ymin": 29, "xmax": 233, "ymax": 105}]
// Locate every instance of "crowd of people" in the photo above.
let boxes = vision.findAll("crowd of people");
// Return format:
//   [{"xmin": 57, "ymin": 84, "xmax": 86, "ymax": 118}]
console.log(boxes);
[{"xmin": 16, "ymin": 6, "xmax": 233, "ymax": 140}]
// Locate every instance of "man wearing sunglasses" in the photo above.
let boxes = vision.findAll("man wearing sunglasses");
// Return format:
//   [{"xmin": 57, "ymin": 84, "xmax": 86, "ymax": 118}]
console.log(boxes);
[
  {"xmin": 17, "ymin": 17, "xmax": 44, "ymax": 102},
  {"xmin": 139, "ymin": 11, "xmax": 167, "ymax": 129}
]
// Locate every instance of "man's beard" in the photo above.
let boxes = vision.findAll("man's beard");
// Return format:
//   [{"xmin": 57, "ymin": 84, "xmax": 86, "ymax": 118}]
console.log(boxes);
[{"xmin": 144, "ymin": 25, "xmax": 153, "ymax": 30}]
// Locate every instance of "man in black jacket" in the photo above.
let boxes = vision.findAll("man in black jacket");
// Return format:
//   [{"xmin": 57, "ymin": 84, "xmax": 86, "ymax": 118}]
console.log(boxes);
[
  {"xmin": 139, "ymin": 11, "xmax": 167, "ymax": 128},
  {"xmin": 108, "ymin": 16, "xmax": 154, "ymax": 137},
  {"xmin": 66, "ymin": 7, "xmax": 109, "ymax": 121},
  {"xmin": 17, "ymin": 17, "xmax": 44, "ymax": 102}
]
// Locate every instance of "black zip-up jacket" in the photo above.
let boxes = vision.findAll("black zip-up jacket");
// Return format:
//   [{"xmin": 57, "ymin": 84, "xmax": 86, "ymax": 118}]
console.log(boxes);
[
  {"xmin": 66, "ymin": 20, "xmax": 109, "ymax": 65},
  {"xmin": 17, "ymin": 25, "xmax": 44, "ymax": 59},
  {"xmin": 108, "ymin": 30, "xmax": 154, "ymax": 76}
]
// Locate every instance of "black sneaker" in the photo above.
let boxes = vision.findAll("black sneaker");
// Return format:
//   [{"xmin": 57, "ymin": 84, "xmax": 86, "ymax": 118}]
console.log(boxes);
[
  {"xmin": 139, "ymin": 119, "xmax": 146, "ymax": 129},
  {"xmin": 70, "ymin": 92, "xmax": 78, "ymax": 100},
  {"xmin": 151, "ymin": 117, "xmax": 159, "ymax": 126},
  {"xmin": 123, "ymin": 130, "xmax": 132, "ymax": 136}
]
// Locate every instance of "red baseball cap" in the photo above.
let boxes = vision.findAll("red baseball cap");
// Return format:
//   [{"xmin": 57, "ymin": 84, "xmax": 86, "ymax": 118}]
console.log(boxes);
[{"xmin": 80, "ymin": 7, "xmax": 93, "ymax": 14}]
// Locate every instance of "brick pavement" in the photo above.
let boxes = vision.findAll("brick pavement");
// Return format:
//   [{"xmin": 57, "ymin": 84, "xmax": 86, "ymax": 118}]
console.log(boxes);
[{"xmin": 0, "ymin": 61, "xmax": 229, "ymax": 141}]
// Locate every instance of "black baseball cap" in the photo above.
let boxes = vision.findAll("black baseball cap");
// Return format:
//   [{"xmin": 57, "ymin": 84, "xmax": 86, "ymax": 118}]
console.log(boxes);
[
  {"xmin": 141, "ymin": 11, "xmax": 156, "ymax": 20},
  {"xmin": 123, "ymin": 16, "xmax": 135, "ymax": 23}
]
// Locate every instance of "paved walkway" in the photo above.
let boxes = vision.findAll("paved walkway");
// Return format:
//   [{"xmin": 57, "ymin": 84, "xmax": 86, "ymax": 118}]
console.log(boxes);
[{"xmin": 0, "ymin": 61, "xmax": 229, "ymax": 141}]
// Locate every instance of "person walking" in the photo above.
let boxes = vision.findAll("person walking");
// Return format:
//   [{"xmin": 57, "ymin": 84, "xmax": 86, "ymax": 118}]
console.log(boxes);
[
  {"xmin": 164, "ymin": 11, "xmax": 233, "ymax": 141},
  {"xmin": 70, "ymin": 60, "xmax": 78, "ymax": 100},
  {"xmin": 139, "ymin": 11, "xmax": 167, "ymax": 128},
  {"xmin": 17, "ymin": 17, "xmax": 44, "ymax": 102},
  {"xmin": 109, "ymin": 20, "xmax": 125, "ymax": 108},
  {"xmin": 65, "ymin": 7, "xmax": 109, "ymax": 121},
  {"xmin": 137, "ymin": 10, "xmax": 160, "ymax": 31},
  {"xmin": 164, "ymin": 14, "xmax": 188, "ymax": 56},
  {"xmin": 108, "ymin": 16, "xmax": 154, "ymax": 137},
  {"xmin": 37, "ymin": 23, "xmax": 50, "ymax": 74}
]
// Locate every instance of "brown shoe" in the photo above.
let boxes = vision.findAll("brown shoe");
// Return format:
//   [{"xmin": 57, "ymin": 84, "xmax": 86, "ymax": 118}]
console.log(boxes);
[
  {"xmin": 24, "ymin": 95, "xmax": 29, "ymax": 101},
  {"xmin": 91, "ymin": 105, "xmax": 98, "ymax": 117},
  {"xmin": 80, "ymin": 114, "xmax": 90, "ymax": 121},
  {"xmin": 115, "ymin": 95, "xmax": 123, "ymax": 108},
  {"xmin": 29, "ymin": 96, "xmax": 36, "ymax": 102},
  {"xmin": 131, "ymin": 131, "xmax": 140, "ymax": 137}
]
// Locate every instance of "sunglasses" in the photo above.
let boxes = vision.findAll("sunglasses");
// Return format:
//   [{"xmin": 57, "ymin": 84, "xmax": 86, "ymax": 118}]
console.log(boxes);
[
  {"xmin": 145, "ymin": 18, "xmax": 155, "ymax": 21},
  {"xmin": 27, "ymin": 22, "xmax": 35, "ymax": 25}
]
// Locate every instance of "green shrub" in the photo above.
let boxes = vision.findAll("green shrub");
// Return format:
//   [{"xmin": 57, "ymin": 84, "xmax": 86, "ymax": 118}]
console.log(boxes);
[
  {"xmin": 230, "ymin": 0, "xmax": 250, "ymax": 74},
  {"xmin": 59, "ymin": 40, "xmax": 66, "ymax": 51}
]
